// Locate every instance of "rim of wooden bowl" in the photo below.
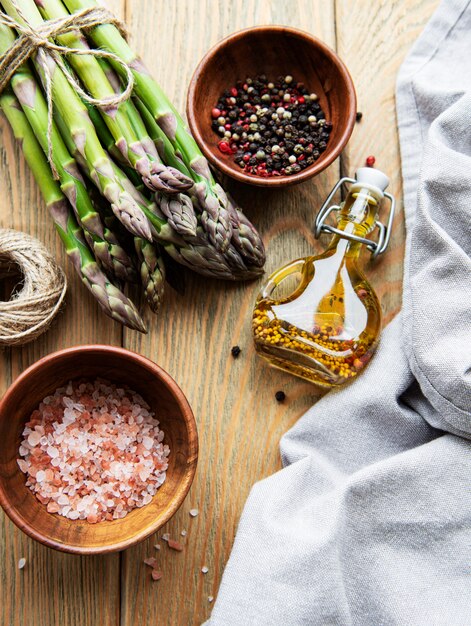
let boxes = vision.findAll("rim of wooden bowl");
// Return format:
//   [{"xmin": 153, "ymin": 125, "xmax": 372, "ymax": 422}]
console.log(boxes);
[
  {"xmin": 0, "ymin": 345, "xmax": 198, "ymax": 554},
  {"xmin": 187, "ymin": 25, "xmax": 357, "ymax": 188}
]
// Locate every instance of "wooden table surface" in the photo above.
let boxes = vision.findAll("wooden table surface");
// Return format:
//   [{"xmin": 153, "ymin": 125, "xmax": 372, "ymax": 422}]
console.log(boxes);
[{"xmin": 0, "ymin": 1, "xmax": 438, "ymax": 624}]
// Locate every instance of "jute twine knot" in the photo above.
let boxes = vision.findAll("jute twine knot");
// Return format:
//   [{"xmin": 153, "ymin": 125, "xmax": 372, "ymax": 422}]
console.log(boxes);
[
  {"xmin": 0, "ymin": 229, "xmax": 66, "ymax": 346},
  {"xmin": 0, "ymin": 1, "xmax": 133, "ymax": 178}
]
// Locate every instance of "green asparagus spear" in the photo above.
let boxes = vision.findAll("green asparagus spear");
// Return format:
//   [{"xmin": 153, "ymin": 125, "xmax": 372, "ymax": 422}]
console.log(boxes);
[
  {"xmin": 108, "ymin": 160, "xmax": 262, "ymax": 280},
  {"xmin": 0, "ymin": 89, "xmax": 146, "ymax": 331},
  {"xmin": 134, "ymin": 238, "xmax": 165, "ymax": 313},
  {"xmin": 0, "ymin": 21, "xmax": 139, "ymax": 283},
  {"xmin": 61, "ymin": 0, "xmax": 233, "ymax": 253},
  {"xmin": 33, "ymin": 0, "xmax": 193, "ymax": 194},
  {"xmin": 136, "ymin": 97, "xmax": 265, "ymax": 267},
  {"xmin": 94, "ymin": 55, "xmax": 193, "ymax": 194},
  {"xmin": 2, "ymin": 0, "xmax": 153, "ymax": 241}
]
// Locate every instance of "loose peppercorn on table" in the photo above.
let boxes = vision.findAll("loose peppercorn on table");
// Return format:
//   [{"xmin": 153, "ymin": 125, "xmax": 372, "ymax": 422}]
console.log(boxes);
[{"xmin": 0, "ymin": 1, "xmax": 438, "ymax": 624}]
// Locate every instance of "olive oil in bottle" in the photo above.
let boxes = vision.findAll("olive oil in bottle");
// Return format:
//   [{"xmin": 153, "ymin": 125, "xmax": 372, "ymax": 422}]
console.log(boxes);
[{"xmin": 253, "ymin": 168, "xmax": 395, "ymax": 388}]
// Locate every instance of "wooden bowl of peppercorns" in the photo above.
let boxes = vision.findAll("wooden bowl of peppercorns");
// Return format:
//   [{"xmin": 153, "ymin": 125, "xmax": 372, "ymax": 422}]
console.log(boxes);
[{"xmin": 187, "ymin": 26, "xmax": 356, "ymax": 187}]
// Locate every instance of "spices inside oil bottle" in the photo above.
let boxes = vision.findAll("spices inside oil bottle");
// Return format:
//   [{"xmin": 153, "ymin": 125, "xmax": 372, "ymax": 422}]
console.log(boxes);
[{"xmin": 252, "ymin": 168, "xmax": 395, "ymax": 388}]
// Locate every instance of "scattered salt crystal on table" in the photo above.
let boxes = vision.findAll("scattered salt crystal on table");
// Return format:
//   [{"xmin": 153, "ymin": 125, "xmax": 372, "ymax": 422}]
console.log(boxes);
[
  {"xmin": 167, "ymin": 539, "xmax": 183, "ymax": 551},
  {"xmin": 201, "ymin": 566, "xmax": 209, "ymax": 574},
  {"xmin": 154, "ymin": 544, "xmax": 161, "ymax": 551},
  {"xmin": 151, "ymin": 569, "xmax": 162, "ymax": 581},
  {"xmin": 18, "ymin": 558, "xmax": 26, "ymax": 569},
  {"xmin": 189, "ymin": 509, "xmax": 199, "ymax": 517},
  {"xmin": 17, "ymin": 378, "xmax": 170, "ymax": 523},
  {"xmin": 161, "ymin": 533, "xmax": 170, "ymax": 542},
  {"xmin": 181, "ymin": 530, "xmax": 187, "ymax": 537},
  {"xmin": 208, "ymin": 596, "xmax": 214, "ymax": 603}
]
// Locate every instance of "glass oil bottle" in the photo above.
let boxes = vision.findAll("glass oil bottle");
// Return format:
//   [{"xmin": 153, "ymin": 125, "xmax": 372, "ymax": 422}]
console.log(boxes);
[{"xmin": 252, "ymin": 168, "xmax": 395, "ymax": 388}]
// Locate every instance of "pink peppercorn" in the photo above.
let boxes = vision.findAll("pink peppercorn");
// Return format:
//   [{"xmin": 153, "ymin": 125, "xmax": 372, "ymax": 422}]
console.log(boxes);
[{"xmin": 218, "ymin": 141, "xmax": 231, "ymax": 153}]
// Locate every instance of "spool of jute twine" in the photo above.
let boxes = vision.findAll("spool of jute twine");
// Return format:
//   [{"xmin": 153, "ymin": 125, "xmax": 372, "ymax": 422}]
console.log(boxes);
[{"xmin": 0, "ymin": 229, "xmax": 66, "ymax": 346}]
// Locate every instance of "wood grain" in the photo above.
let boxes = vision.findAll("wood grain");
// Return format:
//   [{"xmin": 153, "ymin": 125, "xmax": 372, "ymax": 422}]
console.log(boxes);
[
  {"xmin": 0, "ymin": 1, "xmax": 439, "ymax": 625},
  {"xmin": 122, "ymin": 2, "xmax": 336, "ymax": 624}
]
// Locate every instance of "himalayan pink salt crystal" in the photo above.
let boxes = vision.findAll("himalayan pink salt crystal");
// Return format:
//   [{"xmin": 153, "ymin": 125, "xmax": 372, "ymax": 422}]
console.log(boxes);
[
  {"xmin": 167, "ymin": 539, "xmax": 183, "ymax": 552},
  {"xmin": 17, "ymin": 459, "xmax": 28, "ymax": 473},
  {"xmin": 151, "ymin": 569, "xmax": 162, "ymax": 581},
  {"xmin": 142, "ymin": 493, "xmax": 152, "ymax": 505},
  {"xmin": 47, "ymin": 501, "xmax": 60, "ymax": 513},
  {"xmin": 47, "ymin": 446, "xmax": 59, "ymax": 458},
  {"xmin": 17, "ymin": 378, "xmax": 170, "ymax": 524},
  {"xmin": 144, "ymin": 557, "xmax": 158, "ymax": 568},
  {"xmin": 27, "ymin": 431, "xmax": 41, "ymax": 447}
]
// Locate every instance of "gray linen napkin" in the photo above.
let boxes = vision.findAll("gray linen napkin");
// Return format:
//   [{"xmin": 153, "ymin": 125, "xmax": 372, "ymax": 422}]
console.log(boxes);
[{"xmin": 205, "ymin": 1, "xmax": 471, "ymax": 624}]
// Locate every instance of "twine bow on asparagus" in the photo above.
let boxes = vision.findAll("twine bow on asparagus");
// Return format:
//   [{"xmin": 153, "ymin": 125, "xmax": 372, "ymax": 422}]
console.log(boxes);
[{"xmin": 0, "ymin": 1, "xmax": 134, "ymax": 178}]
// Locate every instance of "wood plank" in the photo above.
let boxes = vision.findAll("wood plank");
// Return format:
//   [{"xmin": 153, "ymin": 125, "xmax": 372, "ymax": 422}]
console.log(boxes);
[
  {"xmin": 0, "ymin": 1, "xmax": 124, "ymax": 624},
  {"xmin": 335, "ymin": 0, "xmax": 440, "ymax": 325},
  {"xmin": 0, "ymin": 1, "xmax": 441, "ymax": 625},
  {"xmin": 121, "ymin": 1, "xmax": 338, "ymax": 625}
]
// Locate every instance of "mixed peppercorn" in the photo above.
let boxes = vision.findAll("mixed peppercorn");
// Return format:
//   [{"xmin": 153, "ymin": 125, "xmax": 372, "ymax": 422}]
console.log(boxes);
[{"xmin": 211, "ymin": 75, "xmax": 332, "ymax": 177}]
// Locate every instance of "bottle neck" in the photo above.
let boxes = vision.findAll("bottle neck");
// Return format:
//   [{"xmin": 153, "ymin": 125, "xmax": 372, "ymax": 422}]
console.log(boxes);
[{"xmin": 325, "ymin": 187, "xmax": 379, "ymax": 258}]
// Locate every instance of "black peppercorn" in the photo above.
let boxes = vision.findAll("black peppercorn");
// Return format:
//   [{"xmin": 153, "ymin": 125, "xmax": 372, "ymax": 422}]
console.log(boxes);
[{"xmin": 212, "ymin": 74, "xmax": 331, "ymax": 177}]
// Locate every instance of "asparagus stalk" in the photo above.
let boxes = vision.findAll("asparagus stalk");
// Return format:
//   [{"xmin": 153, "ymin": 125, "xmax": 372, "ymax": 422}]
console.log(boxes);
[
  {"xmin": 91, "ymin": 70, "xmax": 198, "ymax": 238},
  {"xmin": 0, "ymin": 89, "xmax": 146, "ymax": 331},
  {"xmin": 95, "ymin": 55, "xmax": 193, "ymax": 194},
  {"xmin": 84, "ymin": 99, "xmax": 145, "ymax": 188},
  {"xmin": 0, "ymin": 23, "xmax": 140, "ymax": 284},
  {"xmin": 61, "ymin": 0, "xmax": 233, "ymax": 253},
  {"xmin": 2, "ymin": 0, "xmax": 154, "ymax": 241},
  {"xmin": 52, "ymin": 100, "xmax": 181, "ymax": 249},
  {"xmin": 85, "ymin": 181, "xmax": 166, "ymax": 310},
  {"xmin": 134, "ymin": 96, "xmax": 193, "ymax": 181},
  {"xmin": 135, "ymin": 96, "xmax": 264, "ymax": 266},
  {"xmin": 156, "ymin": 192, "xmax": 197, "ymax": 238},
  {"xmin": 225, "ymin": 197, "xmax": 266, "ymax": 269},
  {"xmin": 35, "ymin": 0, "xmax": 193, "ymax": 194},
  {"xmin": 134, "ymin": 238, "xmax": 165, "ymax": 313},
  {"xmin": 86, "ymin": 162, "xmax": 166, "ymax": 309},
  {"xmin": 106, "ymin": 158, "xmax": 263, "ymax": 279}
]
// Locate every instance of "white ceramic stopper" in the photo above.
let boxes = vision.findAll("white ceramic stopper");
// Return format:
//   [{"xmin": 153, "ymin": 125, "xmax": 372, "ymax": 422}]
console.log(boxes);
[{"xmin": 355, "ymin": 167, "xmax": 390, "ymax": 196}]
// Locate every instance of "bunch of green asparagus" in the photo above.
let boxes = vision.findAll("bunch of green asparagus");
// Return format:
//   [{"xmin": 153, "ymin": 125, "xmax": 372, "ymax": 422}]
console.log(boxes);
[{"xmin": 0, "ymin": 0, "xmax": 265, "ymax": 332}]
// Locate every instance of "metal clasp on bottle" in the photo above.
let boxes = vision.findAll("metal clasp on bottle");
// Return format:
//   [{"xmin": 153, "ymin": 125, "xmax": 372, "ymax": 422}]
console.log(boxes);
[{"xmin": 314, "ymin": 177, "xmax": 396, "ymax": 259}]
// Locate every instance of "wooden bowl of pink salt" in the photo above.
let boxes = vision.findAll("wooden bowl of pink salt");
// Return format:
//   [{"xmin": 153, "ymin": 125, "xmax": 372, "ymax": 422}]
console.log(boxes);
[{"xmin": 0, "ymin": 345, "xmax": 198, "ymax": 554}]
